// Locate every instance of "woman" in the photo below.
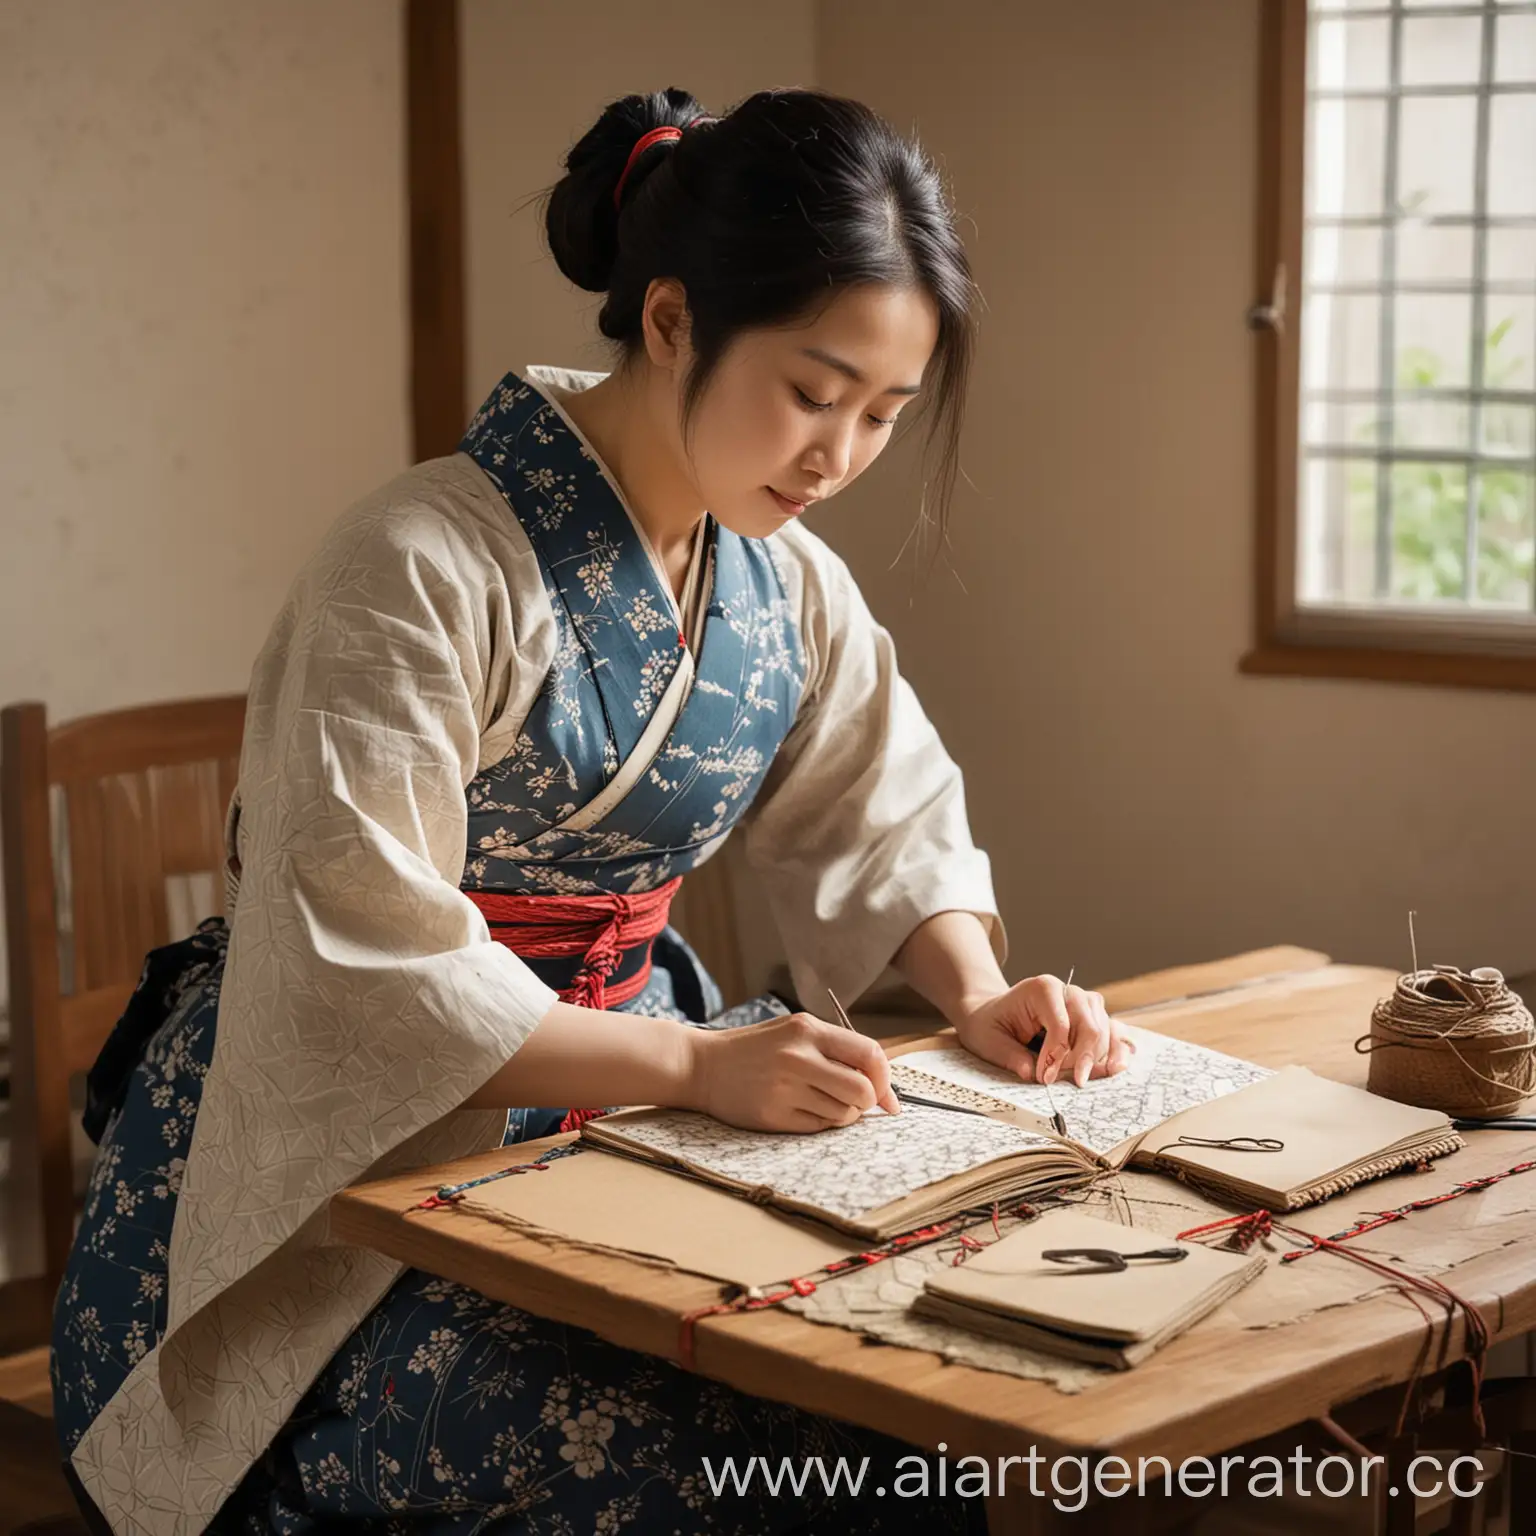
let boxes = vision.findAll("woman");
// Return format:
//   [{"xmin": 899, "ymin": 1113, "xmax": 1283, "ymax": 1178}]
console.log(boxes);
[{"xmin": 52, "ymin": 87, "xmax": 1131, "ymax": 1535}]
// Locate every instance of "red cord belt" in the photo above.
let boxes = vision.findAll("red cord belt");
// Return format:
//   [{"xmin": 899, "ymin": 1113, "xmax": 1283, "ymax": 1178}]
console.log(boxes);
[{"xmin": 465, "ymin": 877, "xmax": 683, "ymax": 1132}]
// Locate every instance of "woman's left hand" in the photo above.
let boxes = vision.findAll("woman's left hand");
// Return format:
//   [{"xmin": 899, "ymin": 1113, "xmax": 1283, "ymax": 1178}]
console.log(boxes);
[{"xmin": 953, "ymin": 975, "xmax": 1136, "ymax": 1087}]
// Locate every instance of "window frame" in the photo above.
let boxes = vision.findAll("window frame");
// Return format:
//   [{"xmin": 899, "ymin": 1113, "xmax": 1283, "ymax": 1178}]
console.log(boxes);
[{"xmin": 1245, "ymin": 0, "xmax": 1536, "ymax": 692}]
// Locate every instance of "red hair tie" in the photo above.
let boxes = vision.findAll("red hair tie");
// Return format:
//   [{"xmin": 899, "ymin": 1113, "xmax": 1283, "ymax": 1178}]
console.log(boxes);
[{"xmin": 613, "ymin": 126, "xmax": 684, "ymax": 209}]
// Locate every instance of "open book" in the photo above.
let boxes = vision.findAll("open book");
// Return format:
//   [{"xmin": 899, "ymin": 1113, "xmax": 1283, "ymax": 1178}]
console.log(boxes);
[
  {"xmin": 579, "ymin": 1025, "xmax": 1462, "ymax": 1239},
  {"xmin": 579, "ymin": 1103, "xmax": 1103, "ymax": 1240},
  {"xmin": 889, "ymin": 1025, "xmax": 1464, "ymax": 1210},
  {"xmin": 913, "ymin": 1208, "xmax": 1266, "ymax": 1368}
]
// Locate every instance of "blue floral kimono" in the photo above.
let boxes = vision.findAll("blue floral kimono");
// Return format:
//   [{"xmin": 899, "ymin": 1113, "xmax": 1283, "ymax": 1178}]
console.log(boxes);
[{"xmin": 51, "ymin": 371, "xmax": 988, "ymax": 1536}]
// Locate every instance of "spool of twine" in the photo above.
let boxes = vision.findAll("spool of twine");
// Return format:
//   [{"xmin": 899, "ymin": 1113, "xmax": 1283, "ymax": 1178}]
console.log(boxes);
[{"xmin": 1356, "ymin": 965, "xmax": 1536, "ymax": 1118}]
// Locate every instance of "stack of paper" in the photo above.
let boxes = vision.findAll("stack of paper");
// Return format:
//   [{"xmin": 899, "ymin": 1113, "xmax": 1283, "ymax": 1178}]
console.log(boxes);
[{"xmin": 914, "ymin": 1208, "xmax": 1266, "ymax": 1368}]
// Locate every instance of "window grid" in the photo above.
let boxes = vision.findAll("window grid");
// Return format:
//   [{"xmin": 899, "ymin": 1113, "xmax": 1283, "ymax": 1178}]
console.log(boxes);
[
  {"xmin": 1312, "ymin": 282, "xmax": 1536, "ymax": 292},
  {"xmin": 1311, "ymin": 83, "xmax": 1535, "ymax": 96},
  {"xmin": 1304, "ymin": 0, "xmax": 1536, "ymax": 611},
  {"xmin": 1311, "ymin": 2, "xmax": 1536, "ymax": 16},
  {"xmin": 1309, "ymin": 385, "xmax": 1533, "ymax": 399},
  {"xmin": 1306, "ymin": 214, "xmax": 1536, "ymax": 223},
  {"xmin": 1465, "ymin": 0, "xmax": 1496, "ymax": 592},
  {"xmin": 1309, "ymin": 445, "xmax": 1536, "ymax": 467},
  {"xmin": 1371, "ymin": 4, "xmax": 1402, "ymax": 590}
]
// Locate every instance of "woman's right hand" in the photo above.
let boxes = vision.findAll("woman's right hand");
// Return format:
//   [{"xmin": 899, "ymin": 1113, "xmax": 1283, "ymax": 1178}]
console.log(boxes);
[{"xmin": 684, "ymin": 1012, "xmax": 900, "ymax": 1132}]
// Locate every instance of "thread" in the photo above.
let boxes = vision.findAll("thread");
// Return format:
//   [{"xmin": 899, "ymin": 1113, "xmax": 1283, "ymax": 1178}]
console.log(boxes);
[
  {"xmin": 1179, "ymin": 1205, "xmax": 1492, "ymax": 1438},
  {"xmin": 1278, "ymin": 1156, "xmax": 1536, "ymax": 1259},
  {"xmin": 675, "ymin": 1201, "xmax": 1043, "ymax": 1369},
  {"xmin": 1355, "ymin": 964, "xmax": 1536, "ymax": 1119}
]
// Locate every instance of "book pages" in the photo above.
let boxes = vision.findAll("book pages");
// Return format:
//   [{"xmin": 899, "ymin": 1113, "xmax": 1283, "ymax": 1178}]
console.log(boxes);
[
  {"xmin": 583, "ymin": 1104, "xmax": 1062, "ymax": 1225},
  {"xmin": 1130, "ymin": 1064, "xmax": 1464, "ymax": 1207},
  {"xmin": 892, "ymin": 1025, "xmax": 1274, "ymax": 1157}
]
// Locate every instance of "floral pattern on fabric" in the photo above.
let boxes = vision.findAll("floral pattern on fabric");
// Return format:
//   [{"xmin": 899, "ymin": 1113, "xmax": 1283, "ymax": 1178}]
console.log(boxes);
[
  {"xmin": 459, "ymin": 373, "xmax": 805, "ymax": 895},
  {"xmin": 54, "ymin": 933, "xmax": 979, "ymax": 1536}
]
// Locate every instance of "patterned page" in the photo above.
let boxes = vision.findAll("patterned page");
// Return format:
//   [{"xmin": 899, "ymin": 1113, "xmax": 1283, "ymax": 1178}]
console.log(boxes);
[
  {"xmin": 592, "ymin": 1105, "xmax": 1060, "ymax": 1224},
  {"xmin": 893, "ymin": 1028, "xmax": 1273, "ymax": 1157}
]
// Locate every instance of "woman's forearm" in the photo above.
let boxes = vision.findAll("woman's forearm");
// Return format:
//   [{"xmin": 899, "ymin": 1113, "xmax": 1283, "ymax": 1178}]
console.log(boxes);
[
  {"xmin": 463, "ymin": 1000, "xmax": 697, "ymax": 1111},
  {"xmin": 892, "ymin": 910, "xmax": 1008, "ymax": 1028},
  {"xmin": 467, "ymin": 910, "xmax": 1006, "ymax": 1113}
]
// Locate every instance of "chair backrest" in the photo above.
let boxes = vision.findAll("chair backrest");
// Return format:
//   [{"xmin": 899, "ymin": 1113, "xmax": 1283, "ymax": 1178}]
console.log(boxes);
[{"xmin": 1, "ymin": 695, "xmax": 245, "ymax": 1285}]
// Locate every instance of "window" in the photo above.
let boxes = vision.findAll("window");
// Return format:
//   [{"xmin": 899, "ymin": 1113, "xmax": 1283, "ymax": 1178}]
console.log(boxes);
[{"xmin": 1247, "ymin": 0, "xmax": 1536, "ymax": 689}]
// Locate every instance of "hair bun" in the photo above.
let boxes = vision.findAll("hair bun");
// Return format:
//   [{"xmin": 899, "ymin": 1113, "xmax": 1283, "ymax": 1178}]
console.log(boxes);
[{"xmin": 545, "ymin": 88, "xmax": 712, "ymax": 294}]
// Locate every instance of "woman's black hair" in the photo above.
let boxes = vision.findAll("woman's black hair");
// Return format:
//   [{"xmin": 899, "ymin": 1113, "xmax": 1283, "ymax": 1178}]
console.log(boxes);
[{"xmin": 543, "ymin": 87, "xmax": 976, "ymax": 534}]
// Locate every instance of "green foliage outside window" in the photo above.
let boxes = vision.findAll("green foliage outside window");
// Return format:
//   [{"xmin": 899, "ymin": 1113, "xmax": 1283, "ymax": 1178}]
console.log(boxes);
[{"xmin": 1346, "ymin": 315, "xmax": 1534, "ymax": 607}]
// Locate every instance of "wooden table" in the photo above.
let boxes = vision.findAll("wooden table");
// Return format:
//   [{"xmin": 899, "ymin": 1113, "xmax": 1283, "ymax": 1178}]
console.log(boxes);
[{"xmin": 332, "ymin": 948, "xmax": 1536, "ymax": 1530}]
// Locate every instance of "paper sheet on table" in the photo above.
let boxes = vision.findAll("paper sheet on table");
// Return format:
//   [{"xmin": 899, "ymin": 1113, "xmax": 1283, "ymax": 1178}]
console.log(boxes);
[{"xmin": 457, "ymin": 1145, "xmax": 865, "ymax": 1288}]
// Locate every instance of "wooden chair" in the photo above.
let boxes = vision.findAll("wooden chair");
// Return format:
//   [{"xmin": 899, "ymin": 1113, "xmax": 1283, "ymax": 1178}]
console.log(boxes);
[{"xmin": 1, "ymin": 695, "xmax": 245, "ymax": 1295}]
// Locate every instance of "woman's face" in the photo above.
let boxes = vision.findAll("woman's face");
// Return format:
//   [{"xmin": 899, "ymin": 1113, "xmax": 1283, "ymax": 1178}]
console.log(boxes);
[{"xmin": 676, "ymin": 282, "xmax": 940, "ymax": 540}]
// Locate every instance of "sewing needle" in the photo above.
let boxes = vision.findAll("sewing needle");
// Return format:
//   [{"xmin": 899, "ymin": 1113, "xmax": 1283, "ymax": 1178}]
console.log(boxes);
[
  {"xmin": 824, "ymin": 987, "xmax": 981, "ymax": 1119},
  {"xmin": 824, "ymin": 986, "xmax": 859, "ymax": 1034},
  {"xmin": 1038, "ymin": 969, "xmax": 1072, "ymax": 1139}
]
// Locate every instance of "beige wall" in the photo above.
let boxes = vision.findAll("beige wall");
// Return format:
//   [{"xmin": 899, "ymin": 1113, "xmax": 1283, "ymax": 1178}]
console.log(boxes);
[
  {"xmin": 815, "ymin": 0, "xmax": 1536, "ymax": 989},
  {"xmin": 5, "ymin": 0, "xmax": 1526, "ymax": 1018},
  {"xmin": 0, "ymin": 0, "xmax": 410, "ymax": 1003}
]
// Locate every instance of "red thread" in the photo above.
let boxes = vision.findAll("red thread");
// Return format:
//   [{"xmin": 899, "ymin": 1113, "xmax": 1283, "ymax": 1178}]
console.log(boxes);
[
  {"xmin": 1180, "ymin": 1204, "xmax": 1495, "ymax": 1437},
  {"xmin": 679, "ymin": 1299, "xmax": 742, "ymax": 1370},
  {"xmin": 674, "ymin": 1200, "xmax": 1045, "ymax": 1367},
  {"xmin": 1290, "ymin": 1226, "xmax": 1489, "ymax": 1436},
  {"xmin": 1280, "ymin": 1157, "xmax": 1536, "ymax": 1257},
  {"xmin": 1177, "ymin": 1209, "xmax": 1273, "ymax": 1252},
  {"xmin": 891, "ymin": 1223, "xmax": 951, "ymax": 1248},
  {"xmin": 951, "ymin": 1234, "xmax": 987, "ymax": 1266}
]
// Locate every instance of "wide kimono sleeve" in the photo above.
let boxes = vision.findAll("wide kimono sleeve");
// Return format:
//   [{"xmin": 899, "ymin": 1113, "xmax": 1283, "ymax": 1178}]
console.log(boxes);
[
  {"xmin": 739, "ymin": 522, "xmax": 1007, "ymax": 1016},
  {"xmin": 68, "ymin": 459, "xmax": 564, "ymax": 1535},
  {"xmin": 171, "ymin": 460, "xmax": 563, "ymax": 1326}
]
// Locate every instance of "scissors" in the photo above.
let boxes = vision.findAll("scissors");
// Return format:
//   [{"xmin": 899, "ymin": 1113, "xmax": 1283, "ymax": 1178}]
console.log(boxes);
[
  {"xmin": 1040, "ymin": 1246, "xmax": 1189, "ymax": 1275},
  {"xmin": 1157, "ymin": 1134, "xmax": 1285, "ymax": 1153}
]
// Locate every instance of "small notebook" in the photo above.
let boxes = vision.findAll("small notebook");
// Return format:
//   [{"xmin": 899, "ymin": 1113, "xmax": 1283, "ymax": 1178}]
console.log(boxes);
[
  {"xmin": 913, "ymin": 1208, "xmax": 1266, "ymax": 1368},
  {"xmin": 890, "ymin": 1029, "xmax": 1464, "ymax": 1210},
  {"xmin": 578, "ymin": 1103, "xmax": 1104, "ymax": 1240}
]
